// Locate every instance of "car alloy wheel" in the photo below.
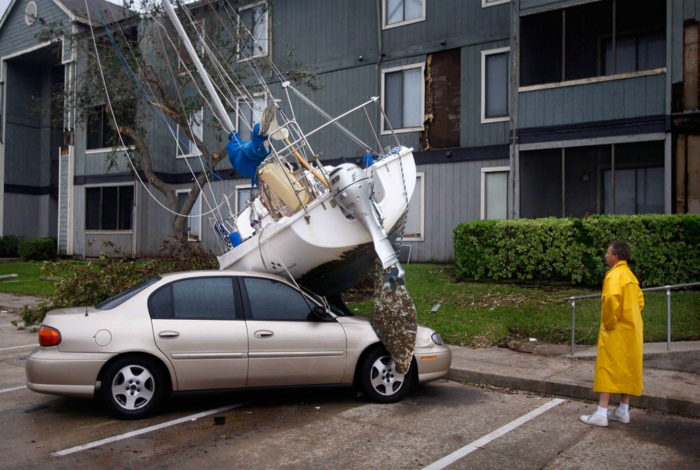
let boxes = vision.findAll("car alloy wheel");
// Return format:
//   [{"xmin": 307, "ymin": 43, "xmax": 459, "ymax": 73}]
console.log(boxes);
[
  {"xmin": 359, "ymin": 347, "xmax": 414, "ymax": 403},
  {"xmin": 102, "ymin": 356, "xmax": 166, "ymax": 419}
]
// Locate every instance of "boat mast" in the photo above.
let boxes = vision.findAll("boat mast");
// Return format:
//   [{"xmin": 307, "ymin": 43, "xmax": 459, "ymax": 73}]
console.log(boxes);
[{"xmin": 162, "ymin": 0, "xmax": 234, "ymax": 134}]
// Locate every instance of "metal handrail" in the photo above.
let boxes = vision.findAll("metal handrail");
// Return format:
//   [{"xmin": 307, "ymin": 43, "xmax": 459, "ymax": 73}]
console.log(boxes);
[{"xmin": 564, "ymin": 281, "xmax": 700, "ymax": 356}]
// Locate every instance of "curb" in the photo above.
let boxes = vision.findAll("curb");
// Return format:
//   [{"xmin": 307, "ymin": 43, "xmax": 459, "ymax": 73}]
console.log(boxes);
[{"xmin": 447, "ymin": 368, "xmax": 700, "ymax": 418}]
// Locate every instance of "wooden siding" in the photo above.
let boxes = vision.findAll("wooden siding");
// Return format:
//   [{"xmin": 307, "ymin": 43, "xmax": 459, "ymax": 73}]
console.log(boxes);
[
  {"xmin": 4, "ymin": 60, "xmax": 53, "ymax": 186},
  {"xmin": 0, "ymin": 0, "xmax": 70, "ymax": 59},
  {"xmin": 405, "ymin": 158, "xmax": 510, "ymax": 263},
  {"xmin": 3, "ymin": 193, "xmax": 55, "ymax": 237},
  {"xmin": 518, "ymin": 73, "xmax": 666, "ymax": 128}
]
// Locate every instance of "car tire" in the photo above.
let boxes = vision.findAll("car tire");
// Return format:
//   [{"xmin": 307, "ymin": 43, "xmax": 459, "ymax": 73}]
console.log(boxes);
[
  {"xmin": 359, "ymin": 347, "xmax": 415, "ymax": 404},
  {"xmin": 101, "ymin": 356, "xmax": 166, "ymax": 419}
]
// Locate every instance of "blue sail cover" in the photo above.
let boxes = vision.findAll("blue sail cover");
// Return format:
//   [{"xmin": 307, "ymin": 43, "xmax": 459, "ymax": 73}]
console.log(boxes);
[{"xmin": 227, "ymin": 123, "xmax": 271, "ymax": 178}]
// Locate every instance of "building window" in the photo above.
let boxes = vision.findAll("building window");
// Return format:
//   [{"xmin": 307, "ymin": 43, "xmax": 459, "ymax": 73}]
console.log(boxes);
[
  {"xmin": 403, "ymin": 172, "xmax": 424, "ymax": 240},
  {"xmin": 176, "ymin": 108, "xmax": 203, "ymax": 158},
  {"xmin": 86, "ymin": 104, "xmax": 135, "ymax": 151},
  {"xmin": 520, "ymin": 0, "xmax": 665, "ymax": 87},
  {"xmin": 519, "ymin": 141, "xmax": 664, "ymax": 218},
  {"xmin": 384, "ymin": 0, "xmax": 425, "ymax": 28},
  {"xmin": 236, "ymin": 96, "xmax": 265, "ymax": 141},
  {"xmin": 85, "ymin": 186, "xmax": 133, "ymax": 231},
  {"xmin": 481, "ymin": 47, "xmax": 510, "ymax": 122},
  {"xmin": 382, "ymin": 64, "xmax": 424, "ymax": 133},
  {"xmin": 238, "ymin": 2, "xmax": 268, "ymax": 60},
  {"xmin": 235, "ymin": 184, "xmax": 255, "ymax": 213},
  {"xmin": 481, "ymin": 167, "xmax": 509, "ymax": 220},
  {"xmin": 482, "ymin": 0, "xmax": 509, "ymax": 7},
  {"xmin": 177, "ymin": 189, "xmax": 202, "ymax": 241}
]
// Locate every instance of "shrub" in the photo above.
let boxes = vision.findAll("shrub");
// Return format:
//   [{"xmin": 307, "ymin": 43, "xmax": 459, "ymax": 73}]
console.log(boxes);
[
  {"xmin": 0, "ymin": 235, "xmax": 23, "ymax": 257},
  {"xmin": 454, "ymin": 214, "xmax": 700, "ymax": 288},
  {"xmin": 18, "ymin": 238, "xmax": 57, "ymax": 261},
  {"xmin": 17, "ymin": 238, "xmax": 218, "ymax": 328}
]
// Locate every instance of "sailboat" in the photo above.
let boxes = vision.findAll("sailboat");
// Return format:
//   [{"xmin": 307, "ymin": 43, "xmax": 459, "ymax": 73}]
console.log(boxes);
[{"xmin": 157, "ymin": 0, "xmax": 417, "ymax": 296}]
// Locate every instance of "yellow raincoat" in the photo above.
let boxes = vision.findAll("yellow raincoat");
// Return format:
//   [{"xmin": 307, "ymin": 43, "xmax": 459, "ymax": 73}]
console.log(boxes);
[{"xmin": 593, "ymin": 260, "xmax": 645, "ymax": 396}]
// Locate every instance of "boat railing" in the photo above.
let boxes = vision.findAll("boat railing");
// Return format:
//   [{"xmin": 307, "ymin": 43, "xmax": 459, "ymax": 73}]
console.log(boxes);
[{"xmin": 563, "ymin": 281, "xmax": 700, "ymax": 356}]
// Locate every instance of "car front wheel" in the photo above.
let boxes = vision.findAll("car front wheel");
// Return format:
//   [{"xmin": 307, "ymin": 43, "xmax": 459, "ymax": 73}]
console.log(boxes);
[
  {"xmin": 359, "ymin": 347, "xmax": 414, "ymax": 403},
  {"xmin": 101, "ymin": 356, "xmax": 166, "ymax": 419}
]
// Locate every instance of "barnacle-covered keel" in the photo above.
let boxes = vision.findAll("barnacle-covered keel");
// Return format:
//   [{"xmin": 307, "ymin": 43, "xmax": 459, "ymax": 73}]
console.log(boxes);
[{"xmin": 370, "ymin": 259, "xmax": 417, "ymax": 374}]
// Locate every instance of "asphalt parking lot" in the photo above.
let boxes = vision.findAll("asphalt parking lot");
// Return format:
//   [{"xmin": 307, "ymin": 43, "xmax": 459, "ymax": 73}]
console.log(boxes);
[{"xmin": 2, "ymin": 316, "xmax": 699, "ymax": 469}]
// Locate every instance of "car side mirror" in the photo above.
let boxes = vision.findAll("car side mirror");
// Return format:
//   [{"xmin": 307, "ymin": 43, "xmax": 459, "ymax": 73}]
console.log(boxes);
[{"xmin": 312, "ymin": 305, "xmax": 330, "ymax": 320}]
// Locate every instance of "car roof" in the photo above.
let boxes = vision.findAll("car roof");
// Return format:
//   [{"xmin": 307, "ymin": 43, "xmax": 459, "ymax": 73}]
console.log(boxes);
[{"xmin": 156, "ymin": 270, "xmax": 292, "ymax": 284}]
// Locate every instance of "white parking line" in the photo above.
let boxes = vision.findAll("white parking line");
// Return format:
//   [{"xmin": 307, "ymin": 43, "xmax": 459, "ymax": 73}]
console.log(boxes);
[
  {"xmin": 0, "ymin": 385, "xmax": 27, "ymax": 394},
  {"xmin": 423, "ymin": 398, "xmax": 565, "ymax": 470},
  {"xmin": 53, "ymin": 403, "xmax": 245, "ymax": 457},
  {"xmin": 0, "ymin": 344, "xmax": 37, "ymax": 352}
]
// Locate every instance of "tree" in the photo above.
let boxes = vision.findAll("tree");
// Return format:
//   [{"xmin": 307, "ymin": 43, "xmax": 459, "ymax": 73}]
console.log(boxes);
[{"xmin": 37, "ymin": 0, "xmax": 314, "ymax": 243}]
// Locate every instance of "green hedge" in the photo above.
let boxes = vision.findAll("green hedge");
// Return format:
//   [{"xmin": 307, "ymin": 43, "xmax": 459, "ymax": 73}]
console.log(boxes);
[
  {"xmin": 0, "ymin": 235, "xmax": 23, "ymax": 257},
  {"xmin": 18, "ymin": 238, "xmax": 57, "ymax": 261},
  {"xmin": 454, "ymin": 214, "xmax": 700, "ymax": 288}
]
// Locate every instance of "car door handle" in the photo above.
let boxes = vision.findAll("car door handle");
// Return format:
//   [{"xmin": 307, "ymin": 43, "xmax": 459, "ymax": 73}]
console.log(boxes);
[
  {"xmin": 254, "ymin": 330, "xmax": 274, "ymax": 338},
  {"xmin": 158, "ymin": 331, "xmax": 180, "ymax": 339}
]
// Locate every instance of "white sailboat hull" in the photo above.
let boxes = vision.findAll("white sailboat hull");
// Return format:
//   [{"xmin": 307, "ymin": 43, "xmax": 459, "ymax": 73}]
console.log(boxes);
[{"xmin": 217, "ymin": 148, "xmax": 416, "ymax": 292}]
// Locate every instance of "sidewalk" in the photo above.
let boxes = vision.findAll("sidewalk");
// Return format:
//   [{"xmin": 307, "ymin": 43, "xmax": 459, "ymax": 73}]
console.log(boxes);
[{"xmin": 448, "ymin": 341, "xmax": 700, "ymax": 418}]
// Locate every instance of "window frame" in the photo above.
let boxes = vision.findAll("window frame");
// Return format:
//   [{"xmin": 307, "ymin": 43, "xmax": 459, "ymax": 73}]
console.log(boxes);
[
  {"xmin": 235, "ymin": 183, "xmax": 256, "ymax": 214},
  {"xmin": 380, "ymin": 63, "xmax": 426, "ymax": 134},
  {"xmin": 84, "ymin": 184, "xmax": 134, "ymax": 233},
  {"xmin": 402, "ymin": 172, "xmax": 424, "ymax": 241},
  {"xmin": 236, "ymin": 94, "xmax": 265, "ymax": 142},
  {"xmin": 481, "ymin": 47, "xmax": 511, "ymax": 124},
  {"xmin": 176, "ymin": 188, "xmax": 203, "ymax": 242},
  {"xmin": 175, "ymin": 107, "xmax": 204, "ymax": 159},
  {"xmin": 382, "ymin": 0, "xmax": 426, "ymax": 30},
  {"xmin": 481, "ymin": 166, "xmax": 510, "ymax": 220},
  {"xmin": 482, "ymin": 0, "xmax": 509, "ymax": 8},
  {"xmin": 241, "ymin": 276, "xmax": 318, "ymax": 322},
  {"xmin": 147, "ymin": 276, "xmax": 239, "ymax": 320},
  {"xmin": 85, "ymin": 104, "xmax": 134, "ymax": 154},
  {"xmin": 237, "ymin": 1, "xmax": 270, "ymax": 62}
]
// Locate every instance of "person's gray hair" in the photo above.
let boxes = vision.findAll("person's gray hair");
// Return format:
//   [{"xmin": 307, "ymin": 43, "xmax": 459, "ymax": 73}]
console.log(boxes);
[{"xmin": 609, "ymin": 240, "xmax": 631, "ymax": 261}]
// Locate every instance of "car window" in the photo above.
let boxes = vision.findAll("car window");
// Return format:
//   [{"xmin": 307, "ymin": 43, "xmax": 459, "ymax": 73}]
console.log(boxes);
[
  {"xmin": 149, "ymin": 277, "xmax": 237, "ymax": 320},
  {"xmin": 244, "ymin": 277, "xmax": 315, "ymax": 321},
  {"xmin": 96, "ymin": 276, "xmax": 162, "ymax": 310}
]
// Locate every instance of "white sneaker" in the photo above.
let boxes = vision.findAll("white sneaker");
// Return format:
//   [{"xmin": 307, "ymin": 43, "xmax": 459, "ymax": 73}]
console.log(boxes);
[
  {"xmin": 580, "ymin": 413, "xmax": 608, "ymax": 427},
  {"xmin": 607, "ymin": 408, "xmax": 630, "ymax": 424}
]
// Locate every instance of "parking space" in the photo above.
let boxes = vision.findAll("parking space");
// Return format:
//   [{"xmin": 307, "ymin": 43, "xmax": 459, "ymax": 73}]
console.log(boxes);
[{"xmin": 1, "ymin": 321, "xmax": 699, "ymax": 469}]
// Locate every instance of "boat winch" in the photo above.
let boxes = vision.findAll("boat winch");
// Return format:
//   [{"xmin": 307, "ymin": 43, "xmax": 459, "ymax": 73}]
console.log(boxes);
[{"xmin": 329, "ymin": 163, "xmax": 405, "ymax": 290}]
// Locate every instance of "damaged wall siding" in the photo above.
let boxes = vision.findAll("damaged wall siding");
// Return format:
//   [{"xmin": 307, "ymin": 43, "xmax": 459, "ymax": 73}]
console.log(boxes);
[
  {"xmin": 422, "ymin": 49, "xmax": 461, "ymax": 150},
  {"xmin": 674, "ymin": 17, "xmax": 700, "ymax": 214}
]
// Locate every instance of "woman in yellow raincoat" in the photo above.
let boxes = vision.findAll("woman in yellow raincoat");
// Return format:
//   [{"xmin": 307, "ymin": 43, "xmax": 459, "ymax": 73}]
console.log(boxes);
[{"xmin": 580, "ymin": 240, "xmax": 644, "ymax": 427}]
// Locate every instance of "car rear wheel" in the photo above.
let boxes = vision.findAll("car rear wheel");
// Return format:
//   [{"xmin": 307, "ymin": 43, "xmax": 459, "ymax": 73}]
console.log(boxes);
[
  {"xmin": 359, "ymin": 347, "xmax": 414, "ymax": 403},
  {"xmin": 101, "ymin": 356, "xmax": 166, "ymax": 419}
]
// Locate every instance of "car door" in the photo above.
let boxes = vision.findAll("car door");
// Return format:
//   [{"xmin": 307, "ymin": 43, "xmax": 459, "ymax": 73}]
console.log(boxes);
[
  {"xmin": 150, "ymin": 276, "xmax": 248, "ymax": 391},
  {"xmin": 242, "ymin": 277, "xmax": 347, "ymax": 387}
]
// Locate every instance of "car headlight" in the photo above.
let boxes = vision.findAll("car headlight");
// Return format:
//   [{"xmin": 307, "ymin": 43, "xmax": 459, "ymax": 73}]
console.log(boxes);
[{"xmin": 415, "ymin": 327, "xmax": 444, "ymax": 347}]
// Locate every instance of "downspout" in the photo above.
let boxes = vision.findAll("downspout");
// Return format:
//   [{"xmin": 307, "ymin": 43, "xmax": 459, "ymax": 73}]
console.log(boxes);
[
  {"xmin": 376, "ymin": 0, "xmax": 384, "ymax": 68},
  {"xmin": 510, "ymin": 0, "xmax": 520, "ymax": 219},
  {"xmin": 376, "ymin": 0, "xmax": 385, "ymax": 141}
]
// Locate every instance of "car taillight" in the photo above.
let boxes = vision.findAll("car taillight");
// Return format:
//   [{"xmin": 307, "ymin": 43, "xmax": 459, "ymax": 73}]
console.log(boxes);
[{"xmin": 39, "ymin": 326, "xmax": 61, "ymax": 346}]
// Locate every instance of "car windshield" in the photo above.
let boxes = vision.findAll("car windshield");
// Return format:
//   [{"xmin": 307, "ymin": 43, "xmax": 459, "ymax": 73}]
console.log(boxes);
[{"xmin": 95, "ymin": 276, "xmax": 162, "ymax": 310}]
